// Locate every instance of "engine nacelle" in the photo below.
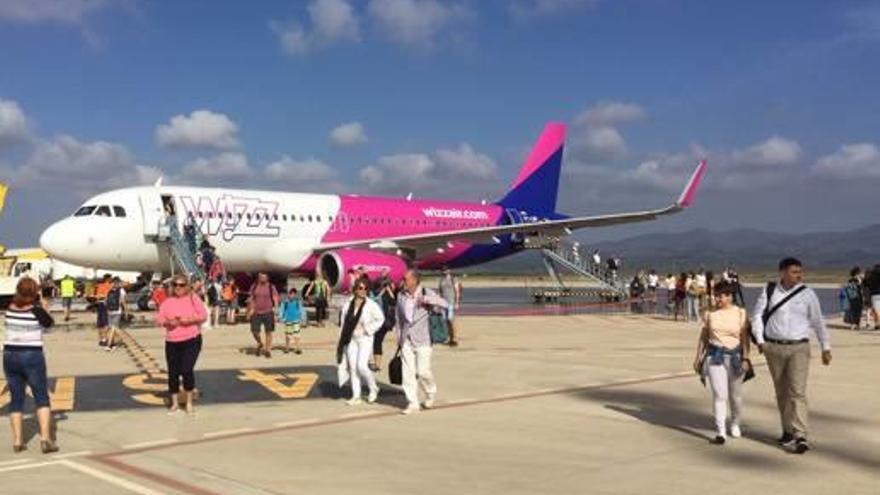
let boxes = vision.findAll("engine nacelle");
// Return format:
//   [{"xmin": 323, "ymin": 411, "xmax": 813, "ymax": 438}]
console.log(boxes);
[{"xmin": 318, "ymin": 249, "xmax": 408, "ymax": 291}]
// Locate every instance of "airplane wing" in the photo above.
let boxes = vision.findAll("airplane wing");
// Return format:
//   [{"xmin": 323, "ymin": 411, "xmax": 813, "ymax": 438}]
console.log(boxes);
[{"xmin": 316, "ymin": 160, "xmax": 707, "ymax": 255}]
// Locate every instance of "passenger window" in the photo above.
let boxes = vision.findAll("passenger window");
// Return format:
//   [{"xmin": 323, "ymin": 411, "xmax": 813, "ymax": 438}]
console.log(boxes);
[
  {"xmin": 316, "ymin": 215, "xmax": 322, "ymax": 222},
  {"xmin": 308, "ymin": 215, "xmax": 313, "ymax": 222},
  {"xmin": 74, "ymin": 206, "xmax": 96, "ymax": 217},
  {"xmin": 95, "ymin": 205, "xmax": 111, "ymax": 217}
]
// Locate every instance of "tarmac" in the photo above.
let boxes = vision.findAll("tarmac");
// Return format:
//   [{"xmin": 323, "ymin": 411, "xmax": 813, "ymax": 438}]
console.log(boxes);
[{"xmin": 1, "ymin": 308, "xmax": 879, "ymax": 494}]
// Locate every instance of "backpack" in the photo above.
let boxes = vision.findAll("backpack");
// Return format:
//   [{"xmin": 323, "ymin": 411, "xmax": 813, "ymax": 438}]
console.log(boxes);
[
  {"xmin": 422, "ymin": 287, "xmax": 448, "ymax": 344},
  {"xmin": 844, "ymin": 281, "xmax": 861, "ymax": 301},
  {"xmin": 107, "ymin": 288, "xmax": 122, "ymax": 311}
]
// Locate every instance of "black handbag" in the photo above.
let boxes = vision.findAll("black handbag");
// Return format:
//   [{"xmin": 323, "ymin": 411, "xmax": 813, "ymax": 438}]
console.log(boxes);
[{"xmin": 388, "ymin": 347, "xmax": 403, "ymax": 385}]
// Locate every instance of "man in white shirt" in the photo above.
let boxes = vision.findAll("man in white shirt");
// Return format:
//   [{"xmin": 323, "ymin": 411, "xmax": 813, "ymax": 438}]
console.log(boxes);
[
  {"xmin": 751, "ymin": 257, "xmax": 832, "ymax": 454},
  {"xmin": 396, "ymin": 270, "xmax": 448, "ymax": 414}
]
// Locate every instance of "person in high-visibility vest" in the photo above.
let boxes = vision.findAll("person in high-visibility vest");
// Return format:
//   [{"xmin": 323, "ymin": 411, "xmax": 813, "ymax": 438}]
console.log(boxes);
[{"xmin": 60, "ymin": 275, "xmax": 76, "ymax": 322}]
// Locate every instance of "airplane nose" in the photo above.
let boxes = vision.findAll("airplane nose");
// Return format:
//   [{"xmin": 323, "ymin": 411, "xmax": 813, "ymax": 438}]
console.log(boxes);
[{"xmin": 40, "ymin": 220, "xmax": 79, "ymax": 260}]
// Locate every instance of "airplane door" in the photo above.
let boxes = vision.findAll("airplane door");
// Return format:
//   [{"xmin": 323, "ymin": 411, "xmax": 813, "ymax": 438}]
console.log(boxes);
[{"xmin": 139, "ymin": 193, "xmax": 165, "ymax": 237}]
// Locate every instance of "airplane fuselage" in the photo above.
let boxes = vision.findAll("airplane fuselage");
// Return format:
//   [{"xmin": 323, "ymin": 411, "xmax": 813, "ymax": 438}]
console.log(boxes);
[{"xmin": 40, "ymin": 185, "xmax": 525, "ymax": 276}]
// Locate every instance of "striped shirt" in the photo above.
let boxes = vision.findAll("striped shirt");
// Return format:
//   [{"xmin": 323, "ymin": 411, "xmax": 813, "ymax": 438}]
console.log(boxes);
[{"xmin": 3, "ymin": 306, "xmax": 53, "ymax": 348}]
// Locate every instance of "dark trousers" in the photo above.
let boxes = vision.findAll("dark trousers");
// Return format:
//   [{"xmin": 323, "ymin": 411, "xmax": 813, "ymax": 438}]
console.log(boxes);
[
  {"xmin": 165, "ymin": 335, "xmax": 202, "ymax": 394},
  {"xmin": 314, "ymin": 297, "xmax": 328, "ymax": 322},
  {"xmin": 3, "ymin": 347, "xmax": 50, "ymax": 413},
  {"xmin": 373, "ymin": 325, "xmax": 391, "ymax": 355}
]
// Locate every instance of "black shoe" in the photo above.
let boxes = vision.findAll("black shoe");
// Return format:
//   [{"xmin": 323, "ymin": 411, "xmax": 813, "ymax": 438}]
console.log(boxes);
[
  {"xmin": 294, "ymin": 349, "xmax": 302, "ymax": 355},
  {"xmin": 777, "ymin": 432, "xmax": 794, "ymax": 445},
  {"xmin": 710, "ymin": 435, "xmax": 726, "ymax": 445},
  {"xmin": 790, "ymin": 438, "xmax": 810, "ymax": 454}
]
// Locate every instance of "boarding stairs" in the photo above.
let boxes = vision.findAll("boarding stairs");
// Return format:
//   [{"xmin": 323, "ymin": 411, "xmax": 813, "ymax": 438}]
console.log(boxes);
[
  {"xmin": 165, "ymin": 219, "xmax": 206, "ymax": 280},
  {"xmin": 526, "ymin": 236, "xmax": 627, "ymax": 296}
]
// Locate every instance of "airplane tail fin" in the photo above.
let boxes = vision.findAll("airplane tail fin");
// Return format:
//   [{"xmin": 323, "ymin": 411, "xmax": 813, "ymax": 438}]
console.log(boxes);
[{"xmin": 497, "ymin": 122, "xmax": 565, "ymax": 215}]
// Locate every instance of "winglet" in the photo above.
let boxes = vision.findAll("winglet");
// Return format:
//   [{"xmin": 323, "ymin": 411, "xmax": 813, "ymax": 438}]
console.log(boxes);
[{"xmin": 676, "ymin": 159, "xmax": 707, "ymax": 208}]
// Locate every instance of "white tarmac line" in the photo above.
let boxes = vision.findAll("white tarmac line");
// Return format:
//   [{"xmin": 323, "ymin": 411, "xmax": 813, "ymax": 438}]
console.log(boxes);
[
  {"xmin": 52, "ymin": 450, "xmax": 93, "ymax": 460},
  {"xmin": 0, "ymin": 458, "xmax": 33, "ymax": 468},
  {"xmin": 338, "ymin": 411, "xmax": 380, "ymax": 419},
  {"xmin": 273, "ymin": 417, "xmax": 321, "ymax": 427},
  {"xmin": 122, "ymin": 439, "xmax": 178, "ymax": 450},
  {"xmin": 59, "ymin": 460, "xmax": 165, "ymax": 495},
  {"xmin": 203, "ymin": 427, "xmax": 255, "ymax": 438},
  {"xmin": 0, "ymin": 460, "xmax": 59, "ymax": 473}
]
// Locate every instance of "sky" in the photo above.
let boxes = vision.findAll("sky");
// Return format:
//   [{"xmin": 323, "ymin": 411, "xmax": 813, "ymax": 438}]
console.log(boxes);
[{"xmin": 0, "ymin": 0, "xmax": 878, "ymax": 247}]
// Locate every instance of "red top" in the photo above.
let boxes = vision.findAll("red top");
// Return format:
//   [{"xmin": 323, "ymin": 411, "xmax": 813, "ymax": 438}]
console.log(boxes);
[
  {"xmin": 249, "ymin": 283, "xmax": 278, "ymax": 315},
  {"xmin": 156, "ymin": 295, "xmax": 207, "ymax": 342}
]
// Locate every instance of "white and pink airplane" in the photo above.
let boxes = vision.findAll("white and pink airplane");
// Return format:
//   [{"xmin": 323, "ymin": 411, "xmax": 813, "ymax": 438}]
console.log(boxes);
[{"xmin": 39, "ymin": 123, "xmax": 706, "ymax": 290}]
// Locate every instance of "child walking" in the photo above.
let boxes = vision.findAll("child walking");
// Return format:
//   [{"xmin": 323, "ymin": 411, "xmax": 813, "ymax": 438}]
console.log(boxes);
[{"xmin": 279, "ymin": 288, "xmax": 304, "ymax": 354}]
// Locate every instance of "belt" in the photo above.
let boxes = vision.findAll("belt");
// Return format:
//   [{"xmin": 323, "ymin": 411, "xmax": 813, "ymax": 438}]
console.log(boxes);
[{"xmin": 765, "ymin": 337, "xmax": 808, "ymax": 345}]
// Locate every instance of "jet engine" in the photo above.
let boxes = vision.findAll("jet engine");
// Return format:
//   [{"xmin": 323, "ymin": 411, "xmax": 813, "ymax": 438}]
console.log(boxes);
[{"xmin": 317, "ymin": 249, "xmax": 408, "ymax": 291}]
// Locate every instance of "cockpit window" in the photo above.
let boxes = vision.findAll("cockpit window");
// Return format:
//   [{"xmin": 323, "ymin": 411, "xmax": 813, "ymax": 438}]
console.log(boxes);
[
  {"xmin": 113, "ymin": 206, "xmax": 126, "ymax": 218},
  {"xmin": 95, "ymin": 205, "xmax": 112, "ymax": 217},
  {"xmin": 74, "ymin": 206, "xmax": 96, "ymax": 217}
]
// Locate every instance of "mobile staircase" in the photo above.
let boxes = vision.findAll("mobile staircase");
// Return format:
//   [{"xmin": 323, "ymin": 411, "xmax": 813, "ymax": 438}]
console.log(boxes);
[
  {"xmin": 156, "ymin": 217, "xmax": 206, "ymax": 281},
  {"xmin": 525, "ymin": 236, "xmax": 628, "ymax": 302}
]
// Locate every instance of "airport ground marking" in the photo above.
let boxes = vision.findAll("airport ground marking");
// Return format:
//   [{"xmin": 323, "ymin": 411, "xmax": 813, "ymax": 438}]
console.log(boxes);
[
  {"xmin": 122, "ymin": 438, "xmax": 179, "ymax": 450},
  {"xmin": 0, "ymin": 458, "xmax": 33, "ymax": 468},
  {"xmin": 89, "ymin": 455, "xmax": 223, "ymax": 495},
  {"xmin": 60, "ymin": 459, "xmax": 170, "ymax": 495},
  {"xmin": 237, "ymin": 369, "xmax": 319, "ymax": 399}
]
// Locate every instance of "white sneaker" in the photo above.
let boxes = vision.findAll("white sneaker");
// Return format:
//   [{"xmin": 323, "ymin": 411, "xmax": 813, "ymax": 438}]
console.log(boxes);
[
  {"xmin": 367, "ymin": 389, "xmax": 379, "ymax": 403},
  {"xmin": 730, "ymin": 424, "xmax": 742, "ymax": 438},
  {"xmin": 400, "ymin": 404, "xmax": 420, "ymax": 415},
  {"xmin": 345, "ymin": 397, "xmax": 363, "ymax": 406},
  {"xmin": 422, "ymin": 397, "xmax": 435, "ymax": 409}
]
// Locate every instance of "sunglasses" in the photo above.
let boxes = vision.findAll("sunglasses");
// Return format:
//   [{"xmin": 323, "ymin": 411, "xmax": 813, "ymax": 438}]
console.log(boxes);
[
  {"xmin": 355, "ymin": 286, "xmax": 368, "ymax": 291},
  {"xmin": 173, "ymin": 283, "xmax": 188, "ymax": 288}
]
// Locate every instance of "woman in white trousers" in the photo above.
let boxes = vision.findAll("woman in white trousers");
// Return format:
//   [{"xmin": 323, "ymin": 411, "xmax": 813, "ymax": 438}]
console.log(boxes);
[
  {"xmin": 693, "ymin": 281, "xmax": 752, "ymax": 444},
  {"xmin": 337, "ymin": 282, "xmax": 385, "ymax": 405}
]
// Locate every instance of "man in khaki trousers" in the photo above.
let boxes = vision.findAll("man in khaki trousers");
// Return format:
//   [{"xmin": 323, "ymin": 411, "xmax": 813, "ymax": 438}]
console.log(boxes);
[{"xmin": 751, "ymin": 257, "xmax": 831, "ymax": 454}]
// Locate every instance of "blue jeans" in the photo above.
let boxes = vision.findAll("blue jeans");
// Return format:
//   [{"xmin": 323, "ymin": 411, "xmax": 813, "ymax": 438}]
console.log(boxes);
[
  {"xmin": 686, "ymin": 295, "xmax": 698, "ymax": 321},
  {"xmin": 3, "ymin": 347, "xmax": 50, "ymax": 413}
]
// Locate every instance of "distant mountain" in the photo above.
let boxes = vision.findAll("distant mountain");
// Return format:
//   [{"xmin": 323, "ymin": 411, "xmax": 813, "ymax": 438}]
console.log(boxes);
[{"xmin": 461, "ymin": 225, "xmax": 880, "ymax": 274}]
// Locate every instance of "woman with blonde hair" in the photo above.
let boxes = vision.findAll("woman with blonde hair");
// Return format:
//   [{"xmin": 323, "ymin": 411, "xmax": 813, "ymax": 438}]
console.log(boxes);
[
  {"xmin": 156, "ymin": 274, "xmax": 207, "ymax": 414},
  {"xmin": 3, "ymin": 277, "xmax": 59, "ymax": 453}
]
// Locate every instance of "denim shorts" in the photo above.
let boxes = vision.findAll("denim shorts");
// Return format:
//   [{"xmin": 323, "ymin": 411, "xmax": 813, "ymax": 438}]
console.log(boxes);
[{"xmin": 3, "ymin": 347, "xmax": 50, "ymax": 413}]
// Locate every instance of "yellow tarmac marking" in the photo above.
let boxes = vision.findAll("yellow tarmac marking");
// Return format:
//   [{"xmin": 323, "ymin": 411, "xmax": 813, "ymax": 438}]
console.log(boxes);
[
  {"xmin": 50, "ymin": 377, "xmax": 76, "ymax": 412},
  {"xmin": 237, "ymin": 370, "xmax": 319, "ymax": 399}
]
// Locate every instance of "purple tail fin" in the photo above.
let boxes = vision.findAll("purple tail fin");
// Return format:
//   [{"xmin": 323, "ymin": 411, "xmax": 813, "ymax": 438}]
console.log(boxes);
[{"xmin": 498, "ymin": 122, "xmax": 566, "ymax": 214}]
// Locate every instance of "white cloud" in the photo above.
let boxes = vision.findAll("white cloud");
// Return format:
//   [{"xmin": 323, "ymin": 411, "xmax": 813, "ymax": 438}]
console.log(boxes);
[
  {"xmin": 271, "ymin": 0, "xmax": 360, "ymax": 55},
  {"xmin": 179, "ymin": 152, "xmax": 252, "ymax": 181},
  {"xmin": 0, "ymin": 98, "xmax": 30, "ymax": 145},
  {"xmin": 435, "ymin": 143, "xmax": 497, "ymax": 180},
  {"xmin": 579, "ymin": 126, "xmax": 627, "ymax": 157},
  {"xmin": 570, "ymin": 101, "xmax": 647, "ymax": 159},
  {"xmin": 360, "ymin": 143, "xmax": 497, "ymax": 194},
  {"xmin": 367, "ymin": 0, "xmax": 470, "ymax": 47},
  {"xmin": 15, "ymin": 135, "xmax": 160, "ymax": 192},
  {"xmin": 812, "ymin": 143, "xmax": 880, "ymax": 179},
  {"xmin": 731, "ymin": 136, "xmax": 801, "ymax": 167},
  {"xmin": 155, "ymin": 110, "xmax": 239, "ymax": 150},
  {"xmin": 574, "ymin": 101, "xmax": 647, "ymax": 127},
  {"xmin": 265, "ymin": 156, "xmax": 338, "ymax": 182},
  {"xmin": 361, "ymin": 153, "xmax": 434, "ymax": 190},
  {"xmin": 0, "ymin": 0, "xmax": 124, "ymax": 25},
  {"xmin": 510, "ymin": 0, "xmax": 595, "ymax": 19},
  {"xmin": 329, "ymin": 121, "xmax": 368, "ymax": 147}
]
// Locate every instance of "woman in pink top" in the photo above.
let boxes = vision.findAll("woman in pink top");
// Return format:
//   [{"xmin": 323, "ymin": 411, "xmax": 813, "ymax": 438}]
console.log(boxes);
[{"xmin": 157, "ymin": 275, "xmax": 207, "ymax": 414}]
